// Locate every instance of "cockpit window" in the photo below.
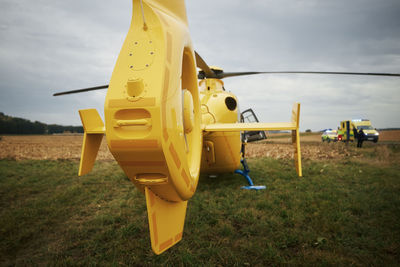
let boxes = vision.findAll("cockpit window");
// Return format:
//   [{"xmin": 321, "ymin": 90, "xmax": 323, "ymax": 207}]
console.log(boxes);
[{"xmin": 357, "ymin": 125, "xmax": 373, "ymax": 130}]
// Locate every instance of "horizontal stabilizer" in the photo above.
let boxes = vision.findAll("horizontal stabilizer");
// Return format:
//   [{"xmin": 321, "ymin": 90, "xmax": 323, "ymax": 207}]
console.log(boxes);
[
  {"xmin": 78, "ymin": 109, "xmax": 105, "ymax": 176},
  {"xmin": 79, "ymin": 109, "xmax": 105, "ymax": 134},
  {"xmin": 203, "ymin": 103, "xmax": 303, "ymax": 177},
  {"xmin": 203, "ymin": 122, "xmax": 296, "ymax": 132},
  {"xmin": 145, "ymin": 187, "xmax": 188, "ymax": 254}
]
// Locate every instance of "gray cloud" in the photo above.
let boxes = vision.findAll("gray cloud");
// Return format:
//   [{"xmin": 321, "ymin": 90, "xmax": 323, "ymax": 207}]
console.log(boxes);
[{"xmin": 0, "ymin": 0, "xmax": 399, "ymax": 130}]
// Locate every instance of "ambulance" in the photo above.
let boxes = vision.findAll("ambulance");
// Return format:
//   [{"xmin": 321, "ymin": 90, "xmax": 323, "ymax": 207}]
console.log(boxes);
[{"xmin": 337, "ymin": 119, "xmax": 379, "ymax": 143}]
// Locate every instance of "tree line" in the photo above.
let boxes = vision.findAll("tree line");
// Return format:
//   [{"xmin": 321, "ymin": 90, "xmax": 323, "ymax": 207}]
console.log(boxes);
[{"xmin": 0, "ymin": 112, "xmax": 83, "ymax": 134}]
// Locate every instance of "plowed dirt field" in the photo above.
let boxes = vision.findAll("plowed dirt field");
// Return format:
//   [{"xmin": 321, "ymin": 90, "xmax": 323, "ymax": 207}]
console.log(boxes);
[{"xmin": 0, "ymin": 130, "xmax": 399, "ymax": 161}]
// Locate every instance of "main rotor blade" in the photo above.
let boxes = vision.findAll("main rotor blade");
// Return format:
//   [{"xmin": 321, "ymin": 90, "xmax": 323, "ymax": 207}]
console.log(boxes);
[
  {"xmin": 53, "ymin": 85, "xmax": 109, "ymax": 96},
  {"xmin": 194, "ymin": 51, "xmax": 216, "ymax": 78},
  {"xmin": 220, "ymin": 71, "xmax": 400, "ymax": 79}
]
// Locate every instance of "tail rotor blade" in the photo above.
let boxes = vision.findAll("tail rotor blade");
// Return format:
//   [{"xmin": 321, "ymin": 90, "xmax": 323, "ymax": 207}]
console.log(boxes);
[{"xmin": 53, "ymin": 84, "xmax": 109, "ymax": 96}]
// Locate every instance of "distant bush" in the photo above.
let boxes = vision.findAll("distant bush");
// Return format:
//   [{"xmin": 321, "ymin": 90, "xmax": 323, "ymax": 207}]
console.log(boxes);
[
  {"xmin": 306, "ymin": 129, "xmax": 312, "ymax": 133},
  {"xmin": 0, "ymin": 112, "xmax": 83, "ymax": 134}
]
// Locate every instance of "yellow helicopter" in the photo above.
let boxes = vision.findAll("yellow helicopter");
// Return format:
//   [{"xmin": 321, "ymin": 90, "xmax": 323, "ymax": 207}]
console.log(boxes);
[{"xmin": 54, "ymin": 0, "xmax": 400, "ymax": 254}]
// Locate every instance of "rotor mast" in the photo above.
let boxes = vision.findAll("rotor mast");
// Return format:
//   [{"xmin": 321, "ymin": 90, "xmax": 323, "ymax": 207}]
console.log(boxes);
[{"xmin": 199, "ymin": 77, "xmax": 224, "ymax": 92}]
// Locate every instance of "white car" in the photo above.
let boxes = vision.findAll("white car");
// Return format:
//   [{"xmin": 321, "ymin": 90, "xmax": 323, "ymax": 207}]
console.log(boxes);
[{"xmin": 321, "ymin": 130, "xmax": 338, "ymax": 142}]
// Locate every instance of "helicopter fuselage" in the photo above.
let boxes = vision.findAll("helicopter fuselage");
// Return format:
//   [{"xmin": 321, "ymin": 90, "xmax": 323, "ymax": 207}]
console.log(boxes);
[{"xmin": 199, "ymin": 78, "xmax": 242, "ymax": 173}]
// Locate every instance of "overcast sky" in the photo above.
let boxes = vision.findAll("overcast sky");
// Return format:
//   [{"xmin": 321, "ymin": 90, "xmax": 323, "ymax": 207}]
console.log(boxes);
[{"xmin": 0, "ymin": 0, "xmax": 399, "ymax": 131}]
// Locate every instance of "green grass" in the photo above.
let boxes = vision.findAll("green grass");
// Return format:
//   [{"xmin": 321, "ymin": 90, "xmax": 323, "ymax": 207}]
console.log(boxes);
[{"xmin": 1, "ymin": 148, "xmax": 400, "ymax": 265}]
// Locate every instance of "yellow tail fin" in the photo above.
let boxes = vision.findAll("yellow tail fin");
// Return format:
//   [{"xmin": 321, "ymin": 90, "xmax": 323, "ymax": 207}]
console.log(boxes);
[
  {"xmin": 78, "ymin": 109, "xmax": 105, "ymax": 176},
  {"xmin": 145, "ymin": 187, "xmax": 188, "ymax": 254}
]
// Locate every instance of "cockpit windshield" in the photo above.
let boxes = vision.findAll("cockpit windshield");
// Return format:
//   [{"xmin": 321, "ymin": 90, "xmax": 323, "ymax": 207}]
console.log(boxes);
[{"xmin": 357, "ymin": 125, "xmax": 373, "ymax": 130}]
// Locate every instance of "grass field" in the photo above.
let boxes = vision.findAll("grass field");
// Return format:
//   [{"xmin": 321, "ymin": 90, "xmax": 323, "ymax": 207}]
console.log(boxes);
[{"xmin": 1, "ymin": 135, "xmax": 400, "ymax": 265}]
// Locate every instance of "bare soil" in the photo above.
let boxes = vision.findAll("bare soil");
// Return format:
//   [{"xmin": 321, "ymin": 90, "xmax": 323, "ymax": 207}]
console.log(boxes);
[
  {"xmin": 0, "ymin": 135, "xmax": 111, "ymax": 160},
  {"xmin": 266, "ymin": 130, "xmax": 400, "ymax": 143},
  {"xmin": 0, "ymin": 130, "xmax": 399, "ymax": 161},
  {"xmin": 245, "ymin": 142, "xmax": 358, "ymax": 161}
]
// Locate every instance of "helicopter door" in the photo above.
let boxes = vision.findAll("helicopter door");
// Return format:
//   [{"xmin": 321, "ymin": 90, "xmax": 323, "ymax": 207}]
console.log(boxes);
[{"xmin": 240, "ymin": 108, "xmax": 267, "ymax": 142}]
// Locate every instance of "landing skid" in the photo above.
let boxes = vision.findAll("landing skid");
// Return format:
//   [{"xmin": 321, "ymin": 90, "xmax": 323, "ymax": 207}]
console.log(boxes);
[{"xmin": 235, "ymin": 159, "xmax": 266, "ymax": 190}]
